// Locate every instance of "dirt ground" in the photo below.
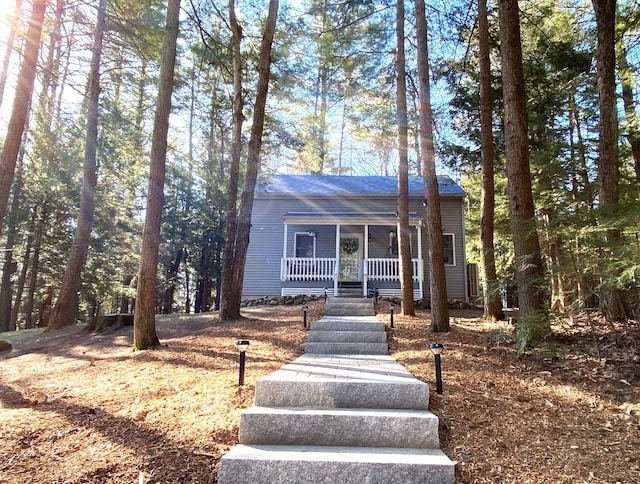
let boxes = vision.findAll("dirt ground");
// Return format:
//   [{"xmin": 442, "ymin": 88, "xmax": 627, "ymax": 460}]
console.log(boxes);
[{"xmin": 0, "ymin": 301, "xmax": 638, "ymax": 483}]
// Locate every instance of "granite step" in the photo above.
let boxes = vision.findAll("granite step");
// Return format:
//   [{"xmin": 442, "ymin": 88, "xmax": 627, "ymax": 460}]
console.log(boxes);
[
  {"xmin": 238, "ymin": 406, "xmax": 440, "ymax": 448},
  {"xmin": 307, "ymin": 330, "xmax": 387, "ymax": 343},
  {"xmin": 304, "ymin": 341, "xmax": 388, "ymax": 354},
  {"xmin": 324, "ymin": 306, "xmax": 375, "ymax": 316},
  {"xmin": 311, "ymin": 318, "xmax": 385, "ymax": 332},
  {"xmin": 217, "ymin": 445, "xmax": 455, "ymax": 484},
  {"xmin": 254, "ymin": 354, "xmax": 428, "ymax": 409}
]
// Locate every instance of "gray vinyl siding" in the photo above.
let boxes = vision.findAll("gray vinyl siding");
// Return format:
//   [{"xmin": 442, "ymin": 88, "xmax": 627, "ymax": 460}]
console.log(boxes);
[{"xmin": 242, "ymin": 193, "xmax": 467, "ymax": 300}]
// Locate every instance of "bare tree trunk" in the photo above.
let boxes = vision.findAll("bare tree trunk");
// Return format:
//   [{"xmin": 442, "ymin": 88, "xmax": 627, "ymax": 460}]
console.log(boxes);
[
  {"xmin": 47, "ymin": 0, "xmax": 106, "ymax": 331},
  {"xmin": 133, "ymin": 0, "xmax": 181, "ymax": 350},
  {"xmin": 498, "ymin": 0, "xmax": 548, "ymax": 331},
  {"xmin": 0, "ymin": 0, "xmax": 47, "ymax": 236},
  {"xmin": 24, "ymin": 204, "xmax": 47, "ymax": 329},
  {"xmin": 0, "ymin": 141, "xmax": 27, "ymax": 331},
  {"xmin": 415, "ymin": 0, "xmax": 448, "ymax": 330},
  {"xmin": 0, "ymin": 0, "xmax": 24, "ymax": 109},
  {"xmin": 219, "ymin": 0, "xmax": 244, "ymax": 320},
  {"xmin": 592, "ymin": 0, "xmax": 625, "ymax": 321},
  {"xmin": 617, "ymin": 38, "xmax": 640, "ymax": 183},
  {"xmin": 478, "ymin": 0, "xmax": 504, "ymax": 321},
  {"xmin": 396, "ymin": 0, "xmax": 415, "ymax": 316},
  {"xmin": 221, "ymin": 0, "xmax": 279, "ymax": 320},
  {"xmin": 10, "ymin": 231, "xmax": 33, "ymax": 331}
]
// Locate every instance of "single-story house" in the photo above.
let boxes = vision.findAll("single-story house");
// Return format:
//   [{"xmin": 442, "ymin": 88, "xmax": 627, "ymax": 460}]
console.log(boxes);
[{"xmin": 242, "ymin": 174, "xmax": 472, "ymax": 301}]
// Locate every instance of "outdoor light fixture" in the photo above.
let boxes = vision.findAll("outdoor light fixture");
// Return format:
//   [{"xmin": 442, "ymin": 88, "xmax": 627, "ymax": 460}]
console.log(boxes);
[
  {"xmin": 389, "ymin": 303, "xmax": 395, "ymax": 328},
  {"xmin": 236, "ymin": 339, "xmax": 250, "ymax": 386},
  {"xmin": 429, "ymin": 342, "xmax": 444, "ymax": 394},
  {"xmin": 303, "ymin": 304, "xmax": 308, "ymax": 328},
  {"xmin": 422, "ymin": 199, "xmax": 428, "ymax": 207},
  {"xmin": 307, "ymin": 229, "xmax": 318, "ymax": 237},
  {"xmin": 323, "ymin": 287, "xmax": 328, "ymax": 302}
]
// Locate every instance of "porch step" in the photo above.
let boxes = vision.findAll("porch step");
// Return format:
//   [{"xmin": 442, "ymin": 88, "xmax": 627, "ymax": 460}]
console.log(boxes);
[
  {"xmin": 304, "ymin": 342, "xmax": 388, "ymax": 355},
  {"xmin": 238, "ymin": 406, "xmax": 440, "ymax": 448},
  {"xmin": 217, "ymin": 445, "xmax": 455, "ymax": 484},
  {"xmin": 308, "ymin": 330, "xmax": 387, "ymax": 343},
  {"xmin": 254, "ymin": 355, "xmax": 428, "ymax": 410},
  {"xmin": 324, "ymin": 297, "xmax": 375, "ymax": 316}
]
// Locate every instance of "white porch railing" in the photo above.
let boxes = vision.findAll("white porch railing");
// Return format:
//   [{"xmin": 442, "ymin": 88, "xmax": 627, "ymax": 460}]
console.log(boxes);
[
  {"xmin": 281, "ymin": 257, "xmax": 336, "ymax": 281},
  {"xmin": 281, "ymin": 257, "xmax": 421, "ymax": 283},
  {"xmin": 366, "ymin": 258, "xmax": 421, "ymax": 282}
]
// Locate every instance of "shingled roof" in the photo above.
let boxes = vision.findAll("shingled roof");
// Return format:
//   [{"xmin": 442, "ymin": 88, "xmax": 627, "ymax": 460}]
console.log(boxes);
[{"xmin": 257, "ymin": 175, "xmax": 464, "ymax": 196}]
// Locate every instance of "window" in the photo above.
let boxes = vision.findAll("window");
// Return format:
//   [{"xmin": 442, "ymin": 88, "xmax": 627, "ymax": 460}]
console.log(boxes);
[
  {"xmin": 295, "ymin": 233, "xmax": 316, "ymax": 258},
  {"xmin": 443, "ymin": 233, "xmax": 455, "ymax": 265}
]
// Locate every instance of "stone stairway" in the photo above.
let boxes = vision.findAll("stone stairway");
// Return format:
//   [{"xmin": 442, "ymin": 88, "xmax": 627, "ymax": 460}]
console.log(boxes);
[{"xmin": 217, "ymin": 298, "xmax": 455, "ymax": 483}]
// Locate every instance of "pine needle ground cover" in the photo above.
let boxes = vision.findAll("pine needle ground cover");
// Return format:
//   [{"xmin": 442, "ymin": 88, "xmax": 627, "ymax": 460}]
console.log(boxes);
[{"xmin": 1, "ymin": 301, "xmax": 638, "ymax": 483}]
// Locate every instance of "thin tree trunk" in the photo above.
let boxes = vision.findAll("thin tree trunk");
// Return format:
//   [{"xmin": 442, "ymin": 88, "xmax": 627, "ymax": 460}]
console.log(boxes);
[
  {"xmin": 498, "ymin": 0, "xmax": 548, "ymax": 331},
  {"xmin": 24, "ymin": 205, "xmax": 47, "ymax": 329},
  {"xmin": 0, "ymin": 135, "xmax": 27, "ymax": 331},
  {"xmin": 0, "ymin": 0, "xmax": 47, "ymax": 236},
  {"xmin": 219, "ymin": 0, "xmax": 244, "ymax": 320},
  {"xmin": 0, "ymin": 0, "xmax": 24, "ymax": 110},
  {"xmin": 133, "ymin": 0, "xmax": 181, "ymax": 350},
  {"xmin": 415, "ymin": 0, "xmax": 448, "ymax": 330},
  {"xmin": 617, "ymin": 38, "xmax": 640, "ymax": 183},
  {"xmin": 221, "ymin": 0, "xmax": 279, "ymax": 320},
  {"xmin": 478, "ymin": 0, "xmax": 504, "ymax": 321},
  {"xmin": 396, "ymin": 0, "xmax": 415, "ymax": 316},
  {"xmin": 47, "ymin": 0, "xmax": 106, "ymax": 331},
  {"xmin": 10, "ymin": 231, "xmax": 33, "ymax": 331}
]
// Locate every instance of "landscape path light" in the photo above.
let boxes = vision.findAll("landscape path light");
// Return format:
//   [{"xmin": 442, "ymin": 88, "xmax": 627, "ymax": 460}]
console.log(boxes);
[
  {"xmin": 389, "ymin": 303, "xmax": 394, "ymax": 328},
  {"xmin": 303, "ymin": 304, "xmax": 308, "ymax": 329},
  {"xmin": 236, "ymin": 339, "xmax": 250, "ymax": 386},
  {"xmin": 429, "ymin": 342, "xmax": 444, "ymax": 394}
]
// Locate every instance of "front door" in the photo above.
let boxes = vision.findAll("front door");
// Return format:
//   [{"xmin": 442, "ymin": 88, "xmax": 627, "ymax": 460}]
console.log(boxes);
[{"xmin": 339, "ymin": 234, "xmax": 362, "ymax": 282}]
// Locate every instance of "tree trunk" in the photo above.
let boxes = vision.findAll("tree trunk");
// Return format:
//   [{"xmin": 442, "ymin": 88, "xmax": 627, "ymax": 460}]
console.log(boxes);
[
  {"xmin": 592, "ymin": 0, "xmax": 625, "ymax": 321},
  {"xmin": 219, "ymin": 0, "xmax": 245, "ymax": 320},
  {"xmin": 478, "ymin": 0, "xmax": 504, "ymax": 321},
  {"xmin": 24, "ymin": 205, "xmax": 48, "ymax": 329},
  {"xmin": 10, "ymin": 231, "xmax": 33, "ymax": 331},
  {"xmin": 47, "ymin": 0, "xmax": 106, "ymax": 331},
  {"xmin": 415, "ymin": 0, "xmax": 448, "ymax": 330},
  {"xmin": 133, "ymin": 0, "xmax": 181, "ymax": 350},
  {"xmin": 0, "ymin": 0, "xmax": 47, "ymax": 236},
  {"xmin": 498, "ymin": 0, "xmax": 548, "ymax": 335},
  {"xmin": 220, "ymin": 0, "xmax": 279, "ymax": 320},
  {"xmin": 617, "ymin": 38, "xmax": 640, "ymax": 183},
  {"xmin": 0, "ymin": 0, "xmax": 24, "ymax": 109},
  {"xmin": 0, "ymin": 143, "xmax": 26, "ymax": 331},
  {"xmin": 396, "ymin": 0, "xmax": 415, "ymax": 316},
  {"xmin": 162, "ymin": 248, "xmax": 182, "ymax": 314}
]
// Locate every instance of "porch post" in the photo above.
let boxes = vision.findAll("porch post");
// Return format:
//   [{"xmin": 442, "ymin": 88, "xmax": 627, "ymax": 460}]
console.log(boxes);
[
  {"xmin": 281, "ymin": 222, "xmax": 288, "ymax": 281},
  {"xmin": 417, "ymin": 222, "xmax": 424, "ymax": 299},
  {"xmin": 363, "ymin": 224, "xmax": 369, "ymax": 297},
  {"xmin": 334, "ymin": 223, "xmax": 340, "ymax": 297}
]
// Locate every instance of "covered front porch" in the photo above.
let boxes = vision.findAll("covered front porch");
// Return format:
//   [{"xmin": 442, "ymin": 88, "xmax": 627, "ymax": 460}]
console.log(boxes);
[{"xmin": 279, "ymin": 213, "xmax": 424, "ymax": 299}]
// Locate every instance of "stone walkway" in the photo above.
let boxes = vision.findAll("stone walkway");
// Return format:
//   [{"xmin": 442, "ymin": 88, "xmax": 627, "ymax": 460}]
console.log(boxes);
[{"xmin": 217, "ymin": 298, "xmax": 455, "ymax": 483}]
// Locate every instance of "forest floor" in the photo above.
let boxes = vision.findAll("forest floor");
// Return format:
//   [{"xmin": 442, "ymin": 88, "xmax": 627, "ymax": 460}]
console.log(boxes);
[{"xmin": 0, "ymin": 300, "xmax": 638, "ymax": 483}]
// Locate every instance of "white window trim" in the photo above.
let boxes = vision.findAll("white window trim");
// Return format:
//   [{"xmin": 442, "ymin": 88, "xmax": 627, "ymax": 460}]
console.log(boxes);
[
  {"xmin": 294, "ymin": 232, "xmax": 317, "ymax": 258},
  {"xmin": 444, "ymin": 233, "xmax": 456, "ymax": 266}
]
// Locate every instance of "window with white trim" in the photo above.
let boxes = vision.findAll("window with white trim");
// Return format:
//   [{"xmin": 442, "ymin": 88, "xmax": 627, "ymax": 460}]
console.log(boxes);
[
  {"xmin": 295, "ymin": 233, "xmax": 316, "ymax": 258},
  {"xmin": 443, "ymin": 233, "xmax": 455, "ymax": 266}
]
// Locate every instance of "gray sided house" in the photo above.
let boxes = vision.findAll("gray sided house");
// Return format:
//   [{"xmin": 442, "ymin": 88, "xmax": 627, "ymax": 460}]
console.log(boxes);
[{"xmin": 242, "ymin": 175, "xmax": 470, "ymax": 301}]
